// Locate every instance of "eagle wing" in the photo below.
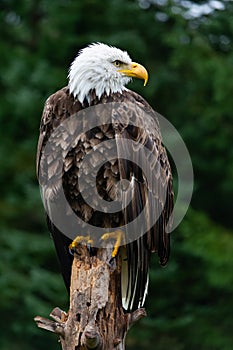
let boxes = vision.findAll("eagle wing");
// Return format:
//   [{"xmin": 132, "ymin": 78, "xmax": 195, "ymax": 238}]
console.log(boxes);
[
  {"xmin": 36, "ymin": 87, "xmax": 82, "ymax": 288},
  {"xmin": 37, "ymin": 87, "xmax": 173, "ymax": 311},
  {"xmin": 111, "ymin": 91, "xmax": 173, "ymax": 310}
]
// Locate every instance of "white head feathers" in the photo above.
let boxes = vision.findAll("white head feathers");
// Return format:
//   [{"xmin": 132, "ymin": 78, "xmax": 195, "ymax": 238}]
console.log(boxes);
[{"xmin": 68, "ymin": 43, "xmax": 132, "ymax": 104}]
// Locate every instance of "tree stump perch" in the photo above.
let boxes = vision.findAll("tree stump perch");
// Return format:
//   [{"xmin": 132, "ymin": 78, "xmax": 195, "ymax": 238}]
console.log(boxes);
[{"xmin": 34, "ymin": 245, "xmax": 146, "ymax": 349}]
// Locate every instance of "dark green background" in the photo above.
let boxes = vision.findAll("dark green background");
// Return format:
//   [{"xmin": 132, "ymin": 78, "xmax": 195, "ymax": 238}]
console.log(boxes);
[{"xmin": 0, "ymin": 1, "xmax": 232, "ymax": 349}]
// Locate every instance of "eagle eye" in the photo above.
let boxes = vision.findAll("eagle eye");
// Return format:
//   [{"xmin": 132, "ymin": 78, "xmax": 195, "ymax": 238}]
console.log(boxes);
[{"xmin": 113, "ymin": 60, "xmax": 123, "ymax": 67}]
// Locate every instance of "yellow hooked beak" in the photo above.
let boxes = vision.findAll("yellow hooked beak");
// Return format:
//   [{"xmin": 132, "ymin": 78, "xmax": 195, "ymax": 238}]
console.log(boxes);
[{"xmin": 118, "ymin": 62, "xmax": 148, "ymax": 86}]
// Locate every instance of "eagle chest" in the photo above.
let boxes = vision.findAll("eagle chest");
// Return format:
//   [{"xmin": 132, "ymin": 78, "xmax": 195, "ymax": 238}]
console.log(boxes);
[{"xmin": 63, "ymin": 123, "xmax": 122, "ymax": 227}]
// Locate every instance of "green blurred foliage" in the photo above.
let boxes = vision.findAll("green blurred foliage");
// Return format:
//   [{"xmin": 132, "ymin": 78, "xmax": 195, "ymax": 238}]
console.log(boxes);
[
  {"xmin": 0, "ymin": 0, "xmax": 232, "ymax": 349},
  {"xmin": 129, "ymin": 209, "xmax": 233, "ymax": 349}
]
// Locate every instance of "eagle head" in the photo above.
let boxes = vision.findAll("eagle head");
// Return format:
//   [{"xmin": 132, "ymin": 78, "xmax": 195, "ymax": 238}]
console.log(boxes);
[{"xmin": 68, "ymin": 43, "xmax": 148, "ymax": 104}]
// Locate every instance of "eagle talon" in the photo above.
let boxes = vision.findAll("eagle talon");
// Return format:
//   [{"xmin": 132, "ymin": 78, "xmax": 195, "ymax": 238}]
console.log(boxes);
[
  {"xmin": 69, "ymin": 235, "xmax": 94, "ymax": 254},
  {"xmin": 69, "ymin": 247, "xmax": 81, "ymax": 256},
  {"xmin": 87, "ymin": 240, "xmax": 95, "ymax": 254},
  {"xmin": 101, "ymin": 230, "xmax": 124, "ymax": 258},
  {"xmin": 106, "ymin": 256, "xmax": 116, "ymax": 268}
]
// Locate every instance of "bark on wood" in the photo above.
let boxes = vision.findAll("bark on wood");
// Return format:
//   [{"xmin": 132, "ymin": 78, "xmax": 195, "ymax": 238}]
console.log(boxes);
[{"xmin": 34, "ymin": 244, "xmax": 146, "ymax": 349}]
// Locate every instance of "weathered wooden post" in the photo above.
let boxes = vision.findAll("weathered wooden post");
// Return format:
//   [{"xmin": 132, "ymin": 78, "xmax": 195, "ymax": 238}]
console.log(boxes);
[{"xmin": 34, "ymin": 245, "xmax": 146, "ymax": 349}]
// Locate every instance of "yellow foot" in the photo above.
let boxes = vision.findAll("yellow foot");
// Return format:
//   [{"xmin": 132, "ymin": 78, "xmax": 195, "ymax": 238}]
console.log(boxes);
[
  {"xmin": 101, "ymin": 230, "xmax": 124, "ymax": 258},
  {"xmin": 69, "ymin": 235, "xmax": 94, "ymax": 251}
]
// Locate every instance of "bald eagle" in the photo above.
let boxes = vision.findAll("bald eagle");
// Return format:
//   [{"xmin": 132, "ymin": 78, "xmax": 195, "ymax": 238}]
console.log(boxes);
[{"xmin": 37, "ymin": 43, "xmax": 173, "ymax": 312}]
